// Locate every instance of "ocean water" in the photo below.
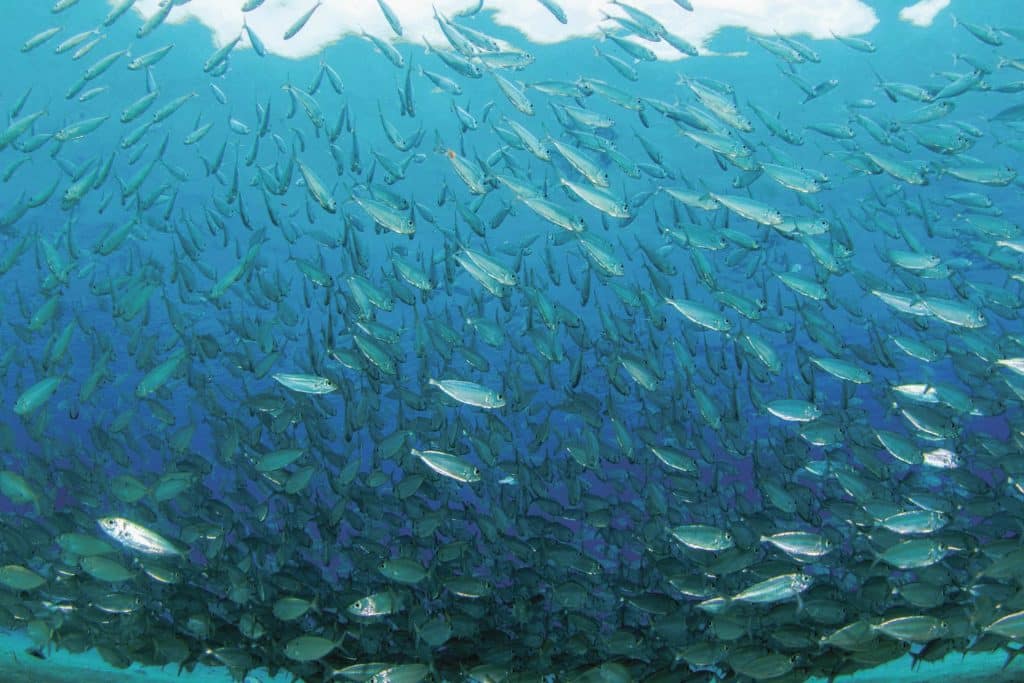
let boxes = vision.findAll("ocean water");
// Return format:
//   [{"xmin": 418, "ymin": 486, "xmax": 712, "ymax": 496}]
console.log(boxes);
[{"xmin": 1, "ymin": 0, "xmax": 1024, "ymax": 681}]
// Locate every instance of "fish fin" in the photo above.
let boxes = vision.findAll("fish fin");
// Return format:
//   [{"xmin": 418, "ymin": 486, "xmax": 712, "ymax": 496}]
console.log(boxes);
[
  {"xmin": 868, "ymin": 548, "xmax": 883, "ymax": 572},
  {"xmin": 1001, "ymin": 645, "xmax": 1022, "ymax": 671}
]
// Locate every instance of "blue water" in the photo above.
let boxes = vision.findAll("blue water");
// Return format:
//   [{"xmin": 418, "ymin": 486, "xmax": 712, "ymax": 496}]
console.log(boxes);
[{"xmin": 2, "ymin": 0, "xmax": 1024, "ymax": 681}]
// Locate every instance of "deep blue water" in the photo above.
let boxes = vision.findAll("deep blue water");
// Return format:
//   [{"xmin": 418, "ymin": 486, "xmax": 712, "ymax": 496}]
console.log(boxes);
[{"xmin": 1, "ymin": 0, "xmax": 1024, "ymax": 681}]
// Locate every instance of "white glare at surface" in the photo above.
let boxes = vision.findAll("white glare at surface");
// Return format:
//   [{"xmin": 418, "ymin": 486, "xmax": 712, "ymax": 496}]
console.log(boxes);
[
  {"xmin": 899, "ymin": 0, "xmax": 952, "ymax": 27},
  {"xmin": 121, "ymin": 0, "xmax": 882, "ymax": 60}
]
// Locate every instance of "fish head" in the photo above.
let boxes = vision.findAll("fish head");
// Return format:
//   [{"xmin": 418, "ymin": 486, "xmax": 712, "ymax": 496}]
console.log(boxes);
[
  {"xmin": 793, "ymin": 575, "xmax": 814, "ymax": 591},
  {"xmin": 97, "ymin": 517, "xmax": 122, "ymax": 535}
]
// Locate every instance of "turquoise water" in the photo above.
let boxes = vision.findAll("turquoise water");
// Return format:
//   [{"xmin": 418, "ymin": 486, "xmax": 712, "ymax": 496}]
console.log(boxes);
[
  {"xmin": 1, "ymin": 629, "xmax": 1024, "ymax": 681},
  {"xmin": 2, "ymin": 0, "xmax": 1024, "ymax": 681}
]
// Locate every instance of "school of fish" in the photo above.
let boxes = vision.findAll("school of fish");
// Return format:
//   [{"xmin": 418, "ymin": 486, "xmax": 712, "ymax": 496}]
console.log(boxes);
[{"xmin": 2, "ymin": 0, "xmax": 1024, "ymax": 681}]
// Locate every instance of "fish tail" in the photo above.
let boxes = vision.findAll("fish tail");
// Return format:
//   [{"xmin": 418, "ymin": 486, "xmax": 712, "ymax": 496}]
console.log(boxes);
[
  {"xmin": 868, "ymin": 549, "xmax": 882, "ymax": 573},
  {"xmin": 1001, "ymin": 644, "xmax": 1022, "ymax": 670}
]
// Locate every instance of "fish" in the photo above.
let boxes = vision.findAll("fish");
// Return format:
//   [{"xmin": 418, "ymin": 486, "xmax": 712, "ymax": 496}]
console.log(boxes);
[
  {"xmin": 535, "ymin": 0, "xmax": 567, "ymax": 24},
  {"xmin": 670, "ymin": 524, "xmax": 734, "ymax": 551},
  {"xmin": 284, "ymin": 635, "xmax": 338, "ymax": 662},
  {"xmin": 272, "ymin": 372, "xmax": 337, "ymax": 394},
  {"xmin": 731, "ymin": 573, "xmax": 813, "ymax": 605},
  {"xmin": 295, "ymin": 158, "xmax": 336, "ymax": 213},
  {"xmin": 135, "ymin": 350, "xmax": 187, "ymax": 397},
  {"xmin": 103, "ymin": 0, "xmax": 138, "ymax": 26},
  {"xmin": 559, "ymin": 178, "xmax": 630, "ymax": 218},
  {"xmin": 203, "ymin": 32, "xmax": 242, "ymax": 74},
  {"xmin": 127, "ymin": 43, "xmax": 173, "ymax": 71},
  {"xmin": 766, "ymin": 398, "xmax": 822, "ymax": 422},
  {"xmin": 0, "ymin": 565, "xmax": 46, "ymax": 591},
  {"xmin": 1, "ymin": 4, "xmax": 1023, "ymax": 682},
  {"xmin": 22, "ymin": 26, "xmax": 62, "ymax": 53},
  {"xmin": 375, "ymin": 0, "xmax": 403, "ymax": 37},
  {"xmin": 831, "ymin": 30, "xmax": 876, "ymax": 52},
  {"xmin": 55, "ymin": 29, "xmax": 99, "ymax": 56},
  {"xmin": 411, "ymin": 448, "xmax": 482, "ymax": 483},
  {"xmin": 492, "ymin": 72, "xmax": 534, "ymax": 116},
  {"xmin": 283, "ymin": 1, "xmax": 321, "ymax": 41},
  {"xmin": 427, "ymin": 378, "xmax": 505, "ymax": 409},
  {"xmin": 136, "ymin": 0, "xmax": 173, "ymax": 38},
  {"xmin": 97, "ymin": 517, "xmax": 183, "ymax": 557}
]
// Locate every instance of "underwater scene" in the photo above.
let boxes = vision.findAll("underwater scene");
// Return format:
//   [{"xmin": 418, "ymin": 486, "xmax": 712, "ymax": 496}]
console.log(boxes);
[{"xmin": 2, "ymin": 0, "xmax": 1024, "ymax": 681}]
